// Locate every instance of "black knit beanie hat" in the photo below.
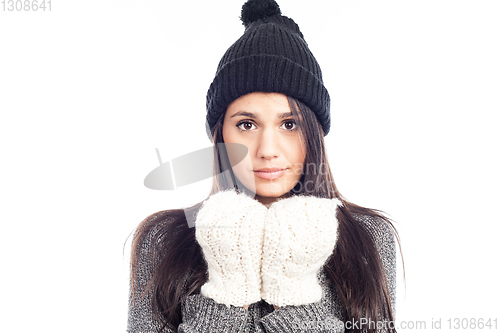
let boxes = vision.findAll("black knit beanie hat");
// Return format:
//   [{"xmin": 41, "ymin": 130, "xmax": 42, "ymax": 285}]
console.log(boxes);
[{"xmin": 205, "ymin": 0, "xmax": 331, "ymax": 141}]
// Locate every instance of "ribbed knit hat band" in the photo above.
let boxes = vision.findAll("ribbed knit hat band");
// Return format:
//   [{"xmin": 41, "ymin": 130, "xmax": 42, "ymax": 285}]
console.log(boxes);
[{"xmin": 205, "ymin": 0, "xmax": 331, "ymax": 140}]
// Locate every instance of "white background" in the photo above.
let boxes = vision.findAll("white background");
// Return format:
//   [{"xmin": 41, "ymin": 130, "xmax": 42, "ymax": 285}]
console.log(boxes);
[{"xmin": 1, "ymin": 0, "xmax": 499, "ymax": 332}]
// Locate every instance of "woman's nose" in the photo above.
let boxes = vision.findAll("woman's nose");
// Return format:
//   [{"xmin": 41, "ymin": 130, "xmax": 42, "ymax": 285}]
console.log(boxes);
[{"xmin": 256, "ymin": 128, "xmax": 280, "ymax": 160}]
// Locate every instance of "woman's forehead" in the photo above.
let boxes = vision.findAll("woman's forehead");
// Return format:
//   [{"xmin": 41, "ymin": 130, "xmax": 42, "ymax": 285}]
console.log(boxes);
[{"xmin": 226, "ymin": 92, "xmax": 292, "ymax": 116}]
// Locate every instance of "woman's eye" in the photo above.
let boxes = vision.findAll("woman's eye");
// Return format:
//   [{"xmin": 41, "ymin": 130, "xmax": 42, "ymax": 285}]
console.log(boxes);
[
  {"xmin": 237, "ymin": 121, "xmax": 256, "ymax": 131},
  {"xmin": 281, "ymin": 120, "xmax": 297, "ymax": 131}
]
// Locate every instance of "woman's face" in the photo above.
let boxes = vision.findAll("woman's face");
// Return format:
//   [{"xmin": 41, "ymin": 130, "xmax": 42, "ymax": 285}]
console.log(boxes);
[{"xmin": 222, "ymin": 92, "xmax": 306, "ymax": 205}]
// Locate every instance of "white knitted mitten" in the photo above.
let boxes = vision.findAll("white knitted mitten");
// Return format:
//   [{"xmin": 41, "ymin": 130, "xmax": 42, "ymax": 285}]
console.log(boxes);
[
  {"xmin": 195, "ymin": 189, "xmax": 268, "ymax": 307},
  {"xmin": 261, "ymin": 195, "xmax": 342, "ymax": 307}
]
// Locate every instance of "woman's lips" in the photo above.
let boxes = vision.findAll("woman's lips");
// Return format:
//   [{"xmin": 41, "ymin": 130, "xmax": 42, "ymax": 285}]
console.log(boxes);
[{"xmin": 253, "ymin": 169, "xmax": 286, "ymax": 180}]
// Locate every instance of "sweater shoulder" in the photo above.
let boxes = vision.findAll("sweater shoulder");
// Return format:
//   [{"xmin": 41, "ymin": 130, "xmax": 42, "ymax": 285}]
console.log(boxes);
[
  {"xmin": 129, "ymin": 209, "xmax": 192, "ymax": 297},
  {"xmin": 132, "ymin": 209, "xmax": 188, "ymax": 253},
  {"xmin": 352, "ymin": 212, "xmax": 398, "ymax": 314},
  {"xmin": 127, "ymin": 209, "xmax": 191, "ymax": 333},
  {"xmin": 351, "ymin": 212, "xmax": 396, "ymax": 249}
]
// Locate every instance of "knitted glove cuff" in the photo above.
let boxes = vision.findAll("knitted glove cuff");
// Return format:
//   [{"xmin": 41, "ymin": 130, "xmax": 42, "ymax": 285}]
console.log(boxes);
[{"xmin": 262, "ymin": 272, "xmax": 325, "ymax": 307}]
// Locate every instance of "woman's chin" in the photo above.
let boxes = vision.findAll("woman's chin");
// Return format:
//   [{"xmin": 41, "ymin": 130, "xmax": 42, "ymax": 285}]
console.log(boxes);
[
  {"xmin": 254, "ymin": 186, "xmax": 289, "ymax": 199},
  {"xmin": 235, "ymin": 175, "xmax": 295, "ymax": 198}
]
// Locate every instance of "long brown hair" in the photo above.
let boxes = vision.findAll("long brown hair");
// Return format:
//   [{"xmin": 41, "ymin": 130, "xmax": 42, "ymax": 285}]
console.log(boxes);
[{"xmin": 129, "ymin": 95, "xmax": 403, "ymax": 332}]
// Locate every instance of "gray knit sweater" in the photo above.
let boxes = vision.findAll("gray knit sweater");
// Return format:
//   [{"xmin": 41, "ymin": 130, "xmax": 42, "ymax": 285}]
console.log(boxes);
[{"xmin": 127, "ymin": 213, "xmax": 397, "ymax": 333}]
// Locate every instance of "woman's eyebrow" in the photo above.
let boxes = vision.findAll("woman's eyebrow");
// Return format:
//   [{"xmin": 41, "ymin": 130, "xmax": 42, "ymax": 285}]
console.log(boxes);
[{"xmin": 230, "ymin": 111, "xmax": 294, "ymax": 119}]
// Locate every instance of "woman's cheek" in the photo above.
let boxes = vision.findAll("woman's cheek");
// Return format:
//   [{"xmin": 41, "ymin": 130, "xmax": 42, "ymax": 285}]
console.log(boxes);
[{"xmin": 229, "ymin": 150, "xmax": 256, "ymax": 192}]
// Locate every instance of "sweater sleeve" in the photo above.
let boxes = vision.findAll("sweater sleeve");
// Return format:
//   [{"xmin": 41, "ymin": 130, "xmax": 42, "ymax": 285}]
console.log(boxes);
[
  {"xmin": 355, "ymin": 214, "xmax": 397, "ymax": 319},
  {"xmin": 126, "ymin": 217, "xmax": 258, "ymax": 333},
  {"xmin": 259, "ymin": 268, "xmax": 345, "ymax": 332},
  {"xmin": 127, "ymin": 220, "xmax": 168, "ymax": 332},
  {"xmin": 127, "ymin": 218, "xmax": 174, "ymax": 333}
]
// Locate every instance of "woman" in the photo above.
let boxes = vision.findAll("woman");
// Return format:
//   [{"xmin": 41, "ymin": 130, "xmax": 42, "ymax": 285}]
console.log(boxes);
[{"xmin": 128, "ymin": 0, "xmax": 401, "ymax": 332}]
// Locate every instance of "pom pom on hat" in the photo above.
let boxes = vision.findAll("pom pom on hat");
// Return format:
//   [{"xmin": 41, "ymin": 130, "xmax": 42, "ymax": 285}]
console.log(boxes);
[{"xmin": 240, "ymin": 0, "xmax": 281, "ymax": 28}]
